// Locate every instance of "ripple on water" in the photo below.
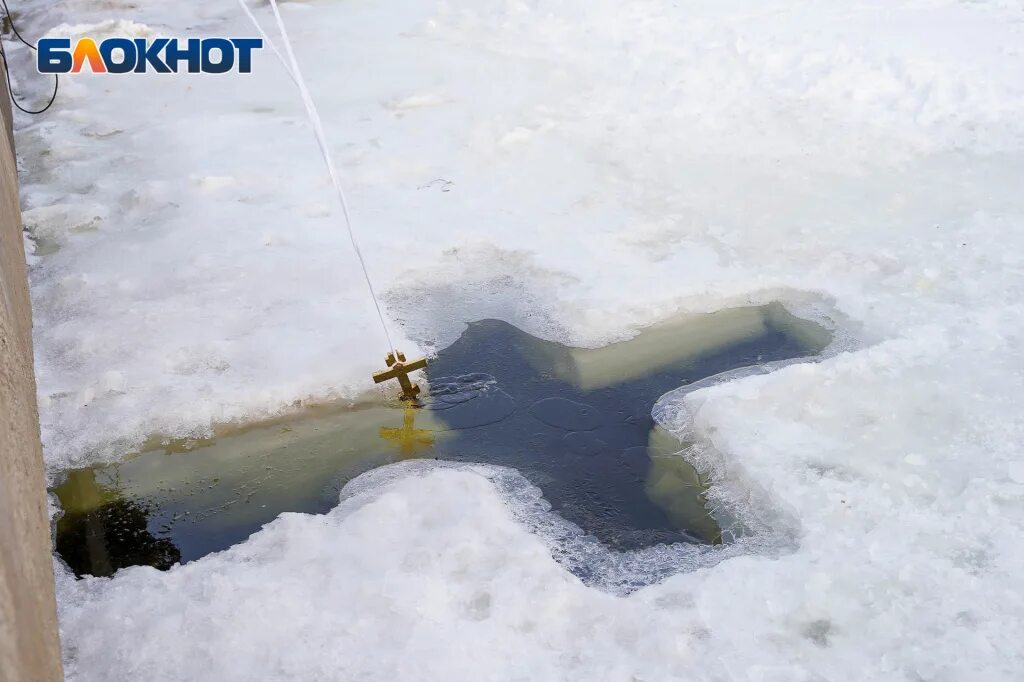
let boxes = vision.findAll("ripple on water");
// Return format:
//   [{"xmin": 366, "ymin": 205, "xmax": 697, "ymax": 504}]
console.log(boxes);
[{"xmin": 528, "ymin": 397, "xmax": 604, "ymax": 431}]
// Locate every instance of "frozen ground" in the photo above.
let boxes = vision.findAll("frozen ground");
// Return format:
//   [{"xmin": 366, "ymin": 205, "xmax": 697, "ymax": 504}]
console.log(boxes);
[{"xmin": 7, "ymin": 0, "xmax": 1024, "ymax": 679}]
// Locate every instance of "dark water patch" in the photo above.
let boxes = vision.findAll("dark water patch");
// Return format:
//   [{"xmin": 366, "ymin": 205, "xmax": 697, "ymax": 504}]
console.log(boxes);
[
  {"xmin": 52, "ymin": 303, "xmax": 830, "ymax": 578},
  {"xmin": 55, "ymin": 470, "xmax": 181, "ymax": 575}
]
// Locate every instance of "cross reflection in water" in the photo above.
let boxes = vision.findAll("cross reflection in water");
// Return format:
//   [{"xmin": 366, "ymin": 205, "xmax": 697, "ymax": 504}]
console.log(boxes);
[{"xmin": 379, "ymin": 407, "xmax": 434, "ymax": 458}]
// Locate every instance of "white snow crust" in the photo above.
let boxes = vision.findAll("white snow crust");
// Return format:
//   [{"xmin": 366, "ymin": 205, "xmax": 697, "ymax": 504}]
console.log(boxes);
[{"xmin": 7, "ymin": 0, "xmax": 1024, "ymax": 679}]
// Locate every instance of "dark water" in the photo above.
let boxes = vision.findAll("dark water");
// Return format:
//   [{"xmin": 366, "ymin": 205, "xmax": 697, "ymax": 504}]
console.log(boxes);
[{"xmin": 54, "ymin": 304, "xmax": 829, "ymax": 577}]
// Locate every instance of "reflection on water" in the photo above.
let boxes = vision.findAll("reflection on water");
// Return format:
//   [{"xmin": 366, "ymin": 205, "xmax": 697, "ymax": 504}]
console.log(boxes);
[
  {"xmin": 379, "ymin": 408, "xmax": 435, "ymax": 457},
  {"xmin": 54, "ymin": 405, "xmax": 452, "ymax": 575},
  {"xmin": 53, "ymin": 303, "xmax": 830, "ymax": 578},
  {"xmin": 54, "ymin": 470, "xmax": 181, "ymax": 575}
]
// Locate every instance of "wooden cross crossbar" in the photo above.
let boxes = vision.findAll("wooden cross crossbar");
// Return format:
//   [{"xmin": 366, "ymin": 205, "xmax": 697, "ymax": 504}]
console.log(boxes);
[{"xmin": 372, "ymin": 350, "xmax": 427, "ymax": 401}]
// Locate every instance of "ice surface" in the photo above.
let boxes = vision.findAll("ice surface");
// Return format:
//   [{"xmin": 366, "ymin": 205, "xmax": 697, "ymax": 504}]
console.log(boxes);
[{"xmin": 8, "ymin": 0, "xmax": 1024, "ymax": 678}]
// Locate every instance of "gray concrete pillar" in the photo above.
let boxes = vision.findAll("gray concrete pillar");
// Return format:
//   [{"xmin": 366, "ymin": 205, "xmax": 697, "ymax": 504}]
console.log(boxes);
[{"xmin": 0, "ymin": 69, "xmax": 64, "ymax": 682}]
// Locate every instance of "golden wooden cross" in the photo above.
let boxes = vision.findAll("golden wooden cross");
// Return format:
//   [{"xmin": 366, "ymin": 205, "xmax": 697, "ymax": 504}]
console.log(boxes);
[
  {"xmin": 379, "ymin": 407, "xmax": 434, "ymax": 458},
  {"xmin": 372, "ymin": 350, "xmax": 427, "ymax": 401}
]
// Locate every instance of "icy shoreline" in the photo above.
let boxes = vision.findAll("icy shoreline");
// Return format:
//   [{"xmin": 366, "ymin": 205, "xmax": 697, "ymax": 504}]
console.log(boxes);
[{"xmin": 10, "ymin": 0, "xmax": 1024, "ymax": 679}]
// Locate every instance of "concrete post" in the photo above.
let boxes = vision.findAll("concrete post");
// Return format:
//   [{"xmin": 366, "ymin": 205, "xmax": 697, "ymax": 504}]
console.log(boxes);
[{"xmin": 0, "ymin": 70, "xmax": 64, "ymax": 682}]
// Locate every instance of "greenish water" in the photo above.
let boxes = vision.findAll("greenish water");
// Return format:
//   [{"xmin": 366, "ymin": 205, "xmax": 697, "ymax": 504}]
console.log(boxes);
[{"xmin": 54, "ymin": 303, "xmax": 830, "ymax": 578}]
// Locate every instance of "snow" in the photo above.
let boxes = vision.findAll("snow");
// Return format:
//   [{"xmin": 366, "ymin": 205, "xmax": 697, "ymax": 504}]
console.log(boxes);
[{"xmin": 7, "ymin": 0, "xmax": 1024, "ymax": 679}]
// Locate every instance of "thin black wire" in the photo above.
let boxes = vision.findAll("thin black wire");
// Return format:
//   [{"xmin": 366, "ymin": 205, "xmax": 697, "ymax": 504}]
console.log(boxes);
[{"xmin": 0, "ymin": 0, "xmax": 58, "ymax": 115}]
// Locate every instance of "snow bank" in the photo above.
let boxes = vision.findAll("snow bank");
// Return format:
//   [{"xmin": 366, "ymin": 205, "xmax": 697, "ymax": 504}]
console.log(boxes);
[
  {"xmin": 57, "ymin": 465, "xmax": 686, "ymax": 681},
  {"xmin": 57, "ymin": 454, "xmax": 1024, "ymax": 681},
  {"xmin": 9, "ymin": 0, "xmax": 1024, "ymax": 678}
]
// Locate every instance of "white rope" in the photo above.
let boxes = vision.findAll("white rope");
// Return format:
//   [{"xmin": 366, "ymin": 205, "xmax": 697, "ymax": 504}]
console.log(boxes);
[
  {"xmin": 237, "ymin": 0, "xmax": 397, "ymax": 355},
  {"xmin": 235, "ymin": 0, "xmax": 296, "ymax": 84}
]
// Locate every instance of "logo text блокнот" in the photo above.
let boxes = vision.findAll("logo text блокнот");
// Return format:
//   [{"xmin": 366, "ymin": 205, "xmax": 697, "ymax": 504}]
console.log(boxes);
[{"xmin": 37, "ymin": 37, "xmax": 264, "ymax": 74}]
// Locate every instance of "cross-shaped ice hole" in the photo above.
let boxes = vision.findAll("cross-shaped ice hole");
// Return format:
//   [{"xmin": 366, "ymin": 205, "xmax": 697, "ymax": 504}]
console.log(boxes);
[{"xmin": 52, "ymin": 302, "xmax": 831, "ymax": 579}]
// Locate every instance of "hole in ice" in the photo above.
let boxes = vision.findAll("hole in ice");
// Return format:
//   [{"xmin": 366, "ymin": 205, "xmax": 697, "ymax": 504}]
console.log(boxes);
[{"xmin": 52, "ymin": 302, "xmax": 831, "ymax": 579}]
